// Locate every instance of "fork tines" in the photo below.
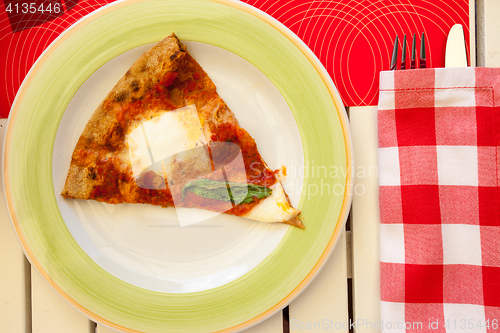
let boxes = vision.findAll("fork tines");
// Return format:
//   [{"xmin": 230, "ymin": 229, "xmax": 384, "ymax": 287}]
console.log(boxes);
[
  {"xmin": 411, "ymin": 33, "xmax": 416, "ymax": 69},
  {"xmin": 390, "ymin": 35, "xmax": 399, "ymax": 70},
  {"xmin": 419, "ymin": 32, "xmax": 426, "ymax": 69},
  {"xmin": 390, "ymin": 32, "xmax": 426, "ymax": 70},
  {"xmin": 400, "ymin": 34, "xmax": 407, "ymax": 69}
]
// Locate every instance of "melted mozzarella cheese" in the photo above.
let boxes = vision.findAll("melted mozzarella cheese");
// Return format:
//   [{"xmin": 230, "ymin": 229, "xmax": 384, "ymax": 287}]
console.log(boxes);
[
  {"xmin": 126, "ymin": 105, "xmax": 207, "ymax": 178},
  {"xmin": 243, "ymin": 182, "xmax": 300, "ymax": 223}
]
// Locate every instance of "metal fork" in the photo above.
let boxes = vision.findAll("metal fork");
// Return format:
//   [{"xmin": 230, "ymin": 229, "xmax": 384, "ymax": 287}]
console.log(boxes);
[{"xmin": 390, "ymin": 32, "xmax": 426, "ymax": 70}]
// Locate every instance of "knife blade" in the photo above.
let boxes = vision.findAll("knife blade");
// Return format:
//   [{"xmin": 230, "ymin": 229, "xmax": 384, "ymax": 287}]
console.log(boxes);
[{"xmin": 445, "ymin": 24, "xmax": 468, "ymax": 67}]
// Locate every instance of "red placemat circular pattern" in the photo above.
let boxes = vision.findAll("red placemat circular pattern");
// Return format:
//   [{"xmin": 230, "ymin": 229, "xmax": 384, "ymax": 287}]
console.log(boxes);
[{"xmin": 0, "ymin": 0, "xmax": 470, "ymax": 118}]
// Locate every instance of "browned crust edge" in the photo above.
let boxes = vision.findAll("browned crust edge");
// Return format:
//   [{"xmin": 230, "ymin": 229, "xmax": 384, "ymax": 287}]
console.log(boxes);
[{"xmin": 284, "ymin": 216, "xmax": 304, "ymax": 229}]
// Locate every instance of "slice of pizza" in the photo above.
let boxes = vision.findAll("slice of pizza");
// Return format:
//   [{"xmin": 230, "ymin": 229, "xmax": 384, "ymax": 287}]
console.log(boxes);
[{"xmin": 61, "ymin": 33, "xmax": 303, "ymax": 228}]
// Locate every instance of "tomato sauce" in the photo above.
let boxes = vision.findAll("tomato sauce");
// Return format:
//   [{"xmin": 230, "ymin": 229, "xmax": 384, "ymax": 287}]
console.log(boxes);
[
  {"xmin": 210, "ymin": 122, "xmax": 277, "ymax": 188},
  {"xmin": 89, "ymin": 157, "xmax": 128, "ymax": 202}
]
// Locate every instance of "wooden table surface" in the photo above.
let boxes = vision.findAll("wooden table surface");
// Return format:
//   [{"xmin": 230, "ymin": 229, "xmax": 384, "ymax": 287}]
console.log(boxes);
[{"xmin": 2, "ymin": 0, "xmax": 497, "ymax": 332}]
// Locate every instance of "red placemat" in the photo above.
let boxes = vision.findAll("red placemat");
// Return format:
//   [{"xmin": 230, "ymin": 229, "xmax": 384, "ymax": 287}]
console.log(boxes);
[{"xmin": 0, "ymin": 0, "xmax": 470, "ymax": 118}]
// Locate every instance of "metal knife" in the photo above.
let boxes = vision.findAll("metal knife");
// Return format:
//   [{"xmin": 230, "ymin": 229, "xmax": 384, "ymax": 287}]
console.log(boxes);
[{"xmin": 445, "ymin": 24, "xmax": 468, "ymax": 67}]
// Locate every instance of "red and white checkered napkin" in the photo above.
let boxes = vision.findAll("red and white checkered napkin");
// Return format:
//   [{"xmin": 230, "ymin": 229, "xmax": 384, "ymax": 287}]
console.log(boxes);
[{"xmin": 378, "ymin": 67, "xmax": 500, "ymax": 333}]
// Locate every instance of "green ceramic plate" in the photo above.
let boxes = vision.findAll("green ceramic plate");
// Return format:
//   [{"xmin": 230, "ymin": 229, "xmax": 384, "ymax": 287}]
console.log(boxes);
[{"xmin": 3, "ymin": 0, "xmax": 353, "ymax": 332}]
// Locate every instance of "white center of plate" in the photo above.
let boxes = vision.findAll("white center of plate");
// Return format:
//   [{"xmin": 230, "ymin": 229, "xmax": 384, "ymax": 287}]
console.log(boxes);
[{"xmin": 53, "ymin": 41, "xmax": 304, "ymax": 293}]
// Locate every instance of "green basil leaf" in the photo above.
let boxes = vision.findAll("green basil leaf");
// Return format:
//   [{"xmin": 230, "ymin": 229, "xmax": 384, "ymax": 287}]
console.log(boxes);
[{"xmin": 182, "ymin": 179, "xmax": 272, "ymax": 204}]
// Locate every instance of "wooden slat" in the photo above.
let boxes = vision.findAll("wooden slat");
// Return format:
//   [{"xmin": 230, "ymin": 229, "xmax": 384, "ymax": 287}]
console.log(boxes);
[
  {"xmin": 96, "ymin": 324, "xmax": 115, "ymax": 333},
  {"xmin": 0, "ymin": 118, "xmax": 29, "ymax": 332},
  {"xmin": 242, "ymin": 311, "xmax": 284, "ymax": 332},
  {"xmin": 349, "ymin": 106, "xmax": 381, "ymax": 333},
  {"xmin": 97, "ymin": 312, "xmax": 284, "ymax": 332},
  {"xmin": 31, "ymin": 268, "xmax": 94, "ymax": 333},
  {"xmin": 97, "ymin": 311, "xmax": 283, "ymax": 333},
  {"xmin": 482, "ymin": 0, "xmax": 500, "ymax": 67},
  {"xmin": 289, "ymin": 231, "xmax": 349, "ymax": 332}
]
